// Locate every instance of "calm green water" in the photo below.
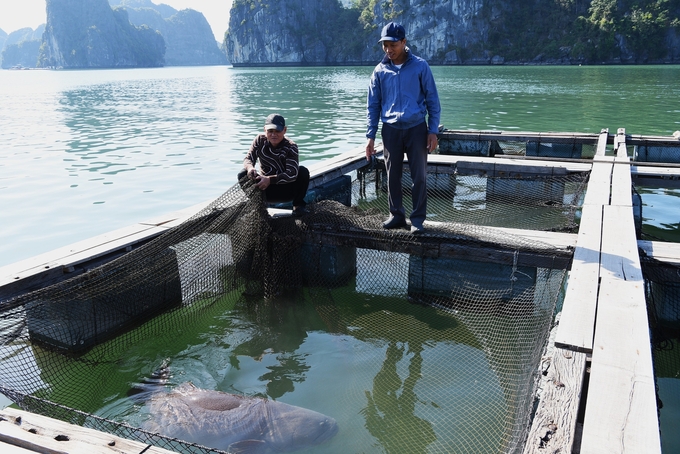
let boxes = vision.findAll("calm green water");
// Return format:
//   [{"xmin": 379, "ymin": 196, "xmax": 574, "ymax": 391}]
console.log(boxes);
[
  {"xmin": 1, "ymin": 65, "xmax": 680, "ymax": 452},
  {"xmin": 1, "ymin": 65, "xmax": 679, "ymax": 267}
]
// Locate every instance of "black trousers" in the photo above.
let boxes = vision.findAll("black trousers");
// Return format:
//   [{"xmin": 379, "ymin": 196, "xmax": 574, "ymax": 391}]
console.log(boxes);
[
  {"xmin": 238, "ymin": 166, "xmax": 309, "ymax": 207},
  {"xmin": 381, "ymin": 122, "xmax": 428, "ymax": 226}
]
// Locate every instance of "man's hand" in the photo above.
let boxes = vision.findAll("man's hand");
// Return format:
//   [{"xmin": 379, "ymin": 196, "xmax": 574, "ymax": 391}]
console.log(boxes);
[
  {"xmin": 247, "ymin": 167, "xmax": 258, "ymax": 180},
  {"xmin": 365, "ymin": 138, "xmax": 376, "ymax": 161},
  {"xmin": 426, "ymin": 133, "xmax": 438, "ymax": 153},
  {"xmin": 255, "ymin": 175, "xmax": 271, "ymax": 190}
]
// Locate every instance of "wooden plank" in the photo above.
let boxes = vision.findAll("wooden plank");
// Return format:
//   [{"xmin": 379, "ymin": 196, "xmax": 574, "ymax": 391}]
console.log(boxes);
[
  {"xmin": 579, "ymin": 203, "xmax": 660, "ymax": 454},
  {"xmin": 429, "ymin": 154, "xmax": 591, "ymax": 173},
  {"xmin": 456, "ymin": 160, "xmax": 570, "ymax": 177},
  {"xmin": 611, "ymin": 157, "xmax": 632, "ymax": 207},
  {"xmin": 0, "ymin": 408, "xmax": 176, "ymax": 454},
  {"xmin": 595, "ymin": 129, "xmax": 609, "ymax": 157},
  {"xmin": 599, "ymin": 206, "xmax": 643, "ymax": 282},
  {"xmin": 579, "ymin": 279, "xmax": 660, "ymax": 454},
  {"xmin": 306, "ymin": 146, "xmax": 370, "ymax": 183},
  {"xmin": 0, "ymin": 224, "xmax": 166, "ymax": 286},
  {"xmin": 439, "ymin": 129, "xmax": 601, "ymax": 144},
  {"xmin": 615, "ymin": 128, "xmax": 627, "ymax": 159},
  {"xmin": 524, "ymin": 349, "xmax": 588, "ymax": 454},
  {"xmin": 611, "ymin": 130, "xmax": 632, "ymax": 207},
  {"xmin": 0, "ymin": 223, "xmax": 172, "ymax": 302},
  {"xmin": 638, "ymin": 240, "xmax": 680, "ymax": 265},
  {"xmin": 632, "ymin": 164, "xmax": 680, "ymax": 176},
  {"xmin": 490, "ymin": 227, "xmax": 576, "ymax": 251},
  {"xmin": 626, "ymin": 132, "xmax": 680, "ymax": 146},
  {"xmin": 555, "ymin": 204, "xmax": 603, "ymax": 352},
  {"xmin": 582, "ymin": 157, "xmax": 613, "ymax": 206}
]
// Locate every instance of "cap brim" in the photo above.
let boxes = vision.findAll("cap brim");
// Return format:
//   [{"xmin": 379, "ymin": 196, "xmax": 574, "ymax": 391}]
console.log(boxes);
[
  {"xmin": 378, "ymin": 37, "xmax": 400, "ymax": 43},
  {"xmin": 265, "ymin": 124, "xmax": 284, "ymax": 131}
]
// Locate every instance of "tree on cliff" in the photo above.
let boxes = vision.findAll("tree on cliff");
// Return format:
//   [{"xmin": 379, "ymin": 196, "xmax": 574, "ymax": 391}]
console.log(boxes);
[
  {"xmin": 225, "ymin": 0, "xmax": 680, "ymax": 65},
  {"xmin": 39, "ymin": 0, "xmax": 165, "ymax": 68}
]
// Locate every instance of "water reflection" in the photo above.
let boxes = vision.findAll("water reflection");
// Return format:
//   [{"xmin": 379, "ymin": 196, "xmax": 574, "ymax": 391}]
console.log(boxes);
[
  {"xmin": 363, "ymin": 341, "xmax": 436, "ymax": 454},
  {"xmin": 58, "ymin": 76, "xmax": 230, "ymax": 176},
  {"xmin": 638, "ymin": 187, "xmax": 680, "ymax": 243},
  {"xmin": 228, "ymin": 293, "xmax": 311, "ymax": 399}
]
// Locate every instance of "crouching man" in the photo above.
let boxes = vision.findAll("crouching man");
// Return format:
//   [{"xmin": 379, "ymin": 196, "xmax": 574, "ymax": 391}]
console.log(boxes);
[{"xmin": 238, "ymin": 113, "xmax": 309, "ymax": 217}]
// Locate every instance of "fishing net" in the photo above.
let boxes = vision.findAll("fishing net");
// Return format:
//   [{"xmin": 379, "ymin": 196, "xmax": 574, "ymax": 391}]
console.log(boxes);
[
  {"xmin": 0, "ymin": 158, "xmax": 588, "ymax": 453},
  {"xmin": 641, "ymin": 254, "xmax": 680, "ymax": 452}
]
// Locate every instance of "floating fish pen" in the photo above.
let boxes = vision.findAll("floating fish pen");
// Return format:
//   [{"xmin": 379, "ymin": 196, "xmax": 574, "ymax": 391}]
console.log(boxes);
[{"xmin": 0, "ymin": 128, "xmax": 679, "ymax": 453}]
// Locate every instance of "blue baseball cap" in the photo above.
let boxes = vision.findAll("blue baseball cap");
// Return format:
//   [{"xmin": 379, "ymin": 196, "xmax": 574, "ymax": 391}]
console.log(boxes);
[
  {"xmin": 379, "ymin": 22, "xmax": 406, "ymax": 42},
  {"xmin": 264, "ymin": 113, "xmax": 285, "ymax": 131}
]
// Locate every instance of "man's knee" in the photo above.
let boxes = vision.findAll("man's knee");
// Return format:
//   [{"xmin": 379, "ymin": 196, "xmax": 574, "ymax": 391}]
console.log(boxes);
[{"xmin": 298, "ymin": 166, "xmax": 310, "ymax": 188}]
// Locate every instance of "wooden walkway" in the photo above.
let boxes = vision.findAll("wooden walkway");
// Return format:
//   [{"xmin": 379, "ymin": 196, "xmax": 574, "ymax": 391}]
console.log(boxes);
[
  {"xmin": 524, "ymin": 130, "xmax": 662, "ymax": 454},
  {"xmin": 2, "ymin": 131, "xmax": 679, "ymax": 453}
]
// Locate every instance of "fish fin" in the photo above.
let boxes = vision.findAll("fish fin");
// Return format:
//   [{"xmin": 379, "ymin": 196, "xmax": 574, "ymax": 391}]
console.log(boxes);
[
  {"xmin": 127, "ymin": 360, "xmax": 172, "ymax": 401},
  {"xmin": 228, "ymin": 439, "xmax": 267, "ymax": 453}
]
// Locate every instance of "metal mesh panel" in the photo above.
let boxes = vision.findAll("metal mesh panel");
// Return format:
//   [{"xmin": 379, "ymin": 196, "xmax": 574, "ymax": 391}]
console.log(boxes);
[{"xmin": 0, "ymin": 165, "xmax": 586, "ymax": 453}]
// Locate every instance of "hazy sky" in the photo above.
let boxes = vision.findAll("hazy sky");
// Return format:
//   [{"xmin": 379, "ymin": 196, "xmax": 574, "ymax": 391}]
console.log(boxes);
[{"xmin": 0, "ymin": 0, "xmax": 233, "ymax": 41}]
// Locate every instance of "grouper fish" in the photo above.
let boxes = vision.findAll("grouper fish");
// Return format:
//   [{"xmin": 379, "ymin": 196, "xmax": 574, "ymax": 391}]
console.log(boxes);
[{"xmin": 129, "ymin": 366, "xmax": 338, "ymax": 453}]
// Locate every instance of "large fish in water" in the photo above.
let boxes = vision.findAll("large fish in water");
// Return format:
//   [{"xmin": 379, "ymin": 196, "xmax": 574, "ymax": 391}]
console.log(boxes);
[{"xmin": 129, "ymin": 366, "xmax": 338, "ymax": 453}]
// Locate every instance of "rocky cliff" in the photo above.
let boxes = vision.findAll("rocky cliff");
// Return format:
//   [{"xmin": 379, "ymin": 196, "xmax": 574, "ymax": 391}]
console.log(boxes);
[
  {"xmin": 39, "ymin": 0, "xmax": 165, "ymax": 68},
  {"xmin": 226, "ymin": 0, "xmax": 680, "ymax": 66},
  {"xmin": 226, "ymin": 0, "xmax": 370, "ymax": 65},
  {"xmin": 111, "ymin": 0, "xmax": 227, "ymax": 65},
  {"xmin": 1, "ymin": 26, "xmax": 46, "ymax": 69}
]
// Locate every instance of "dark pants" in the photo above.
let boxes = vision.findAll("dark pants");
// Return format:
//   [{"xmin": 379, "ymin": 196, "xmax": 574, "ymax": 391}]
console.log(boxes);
[
  {"xmin": 381, "ymin": 122, "xmax": 428, "ymax": 226},
  {"xmin": 237, "ymin": 166, "xmax": 309, "ymax": 207}
]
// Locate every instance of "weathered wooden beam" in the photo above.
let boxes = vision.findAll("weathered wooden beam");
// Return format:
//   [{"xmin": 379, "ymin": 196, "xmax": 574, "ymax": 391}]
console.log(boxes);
[
  {"xmin": 0, "ymin": 407, "xmax": 176, "ymax": 454},
  {"xmin": 297, "ymin": 221, "xmax": 574, "ymax": 269},
  {"xmin": 638, "ymin": 240, "xmax": 680, "ymax": 266},
  {"xmin": 307, "ymin": 146, "xmax": 373, "ymax": 189},
  {"xmin": 427, "ymin": 154, "xmax": 591, "ymax": 174},
  {"xmin": 0, "ymin": 199, "xmax": 220, "ymax": 303},
  {"xmin": 523, "ymin": 349, "xmax": 588, "ymax": 454},
  {"xmin": 438, "ymin": 129, "xmax": 601, "ymax": 144}
]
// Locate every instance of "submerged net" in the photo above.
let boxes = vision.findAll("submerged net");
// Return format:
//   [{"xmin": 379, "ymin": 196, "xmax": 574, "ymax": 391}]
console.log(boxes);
[
  {"xmin": 0, "ymin": 161, "xmax": 587, "ymax": 453},
  {"xmin": 642, "ymin": 255, "xmax": 680, "ymax": 443}
]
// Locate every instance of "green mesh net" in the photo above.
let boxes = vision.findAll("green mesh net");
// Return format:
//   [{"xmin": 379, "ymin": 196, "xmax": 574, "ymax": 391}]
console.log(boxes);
[{"xmin": 0, "ymin": 161, "xmax": 589, "ymax": 453}]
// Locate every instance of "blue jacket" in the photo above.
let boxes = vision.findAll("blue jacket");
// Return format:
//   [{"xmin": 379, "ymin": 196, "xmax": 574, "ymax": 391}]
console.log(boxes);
[{"xmin": 366, "ymin": 48, "xmax": 441, "ymax": 139}]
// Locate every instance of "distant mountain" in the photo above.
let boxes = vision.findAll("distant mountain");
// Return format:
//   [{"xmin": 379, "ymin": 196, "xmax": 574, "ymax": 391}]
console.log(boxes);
[
  {"xmin": 109, "ymin": 0, "xmax": 178, "ymax": 19},
  {"xmin": 39, "ymin": 0, "xmax": 165, "ymax": 68},
  {"xmin": 110, "ymin": 0, "xmax": 228, "ymax": 65},
  {"xmin": 1, "ymin": 25, "xmax": 45, "ymax": 69}
]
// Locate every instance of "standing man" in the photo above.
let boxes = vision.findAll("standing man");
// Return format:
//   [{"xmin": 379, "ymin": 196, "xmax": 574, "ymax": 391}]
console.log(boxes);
[
  {"xmin": 239, "ymin": 113, "xmax": 309, "ymax": 217},
  {"xmin": 366, "ymin": 22, "xmax": 441, "ymax": 234}
]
